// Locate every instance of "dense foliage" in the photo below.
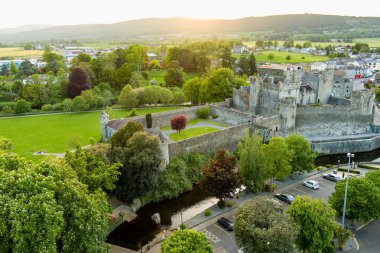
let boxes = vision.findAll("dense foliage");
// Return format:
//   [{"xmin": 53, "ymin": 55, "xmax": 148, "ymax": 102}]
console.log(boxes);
[
  {"xmin": 235, "ymin": 198, "xmax": 297, "ymax": 253},
  {"xmin": 170, "ymin": 114, "xmax": 187, "ymax": 133},
  {"xmin": 67, "ymin": 67, "xmax": 92, "ymax": 98},
  {"xmin": 161, "ymin": 229, "xmax": 213, "ymax": 253}
]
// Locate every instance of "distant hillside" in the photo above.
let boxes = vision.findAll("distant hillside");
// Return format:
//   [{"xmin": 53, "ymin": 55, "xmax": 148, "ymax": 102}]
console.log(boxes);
[
  {"xmin": 1, "ymin": 14, "xmax": 380, "ymax": 42},
  {"xmin": 0, "ymin": 25, "xmax": 54, "ymax": 36}
]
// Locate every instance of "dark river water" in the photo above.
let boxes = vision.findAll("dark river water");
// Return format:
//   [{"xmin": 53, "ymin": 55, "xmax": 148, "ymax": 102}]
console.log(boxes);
[{"xmin": 107, "ymin": 148, "xmax": 380, "ymax": 250}]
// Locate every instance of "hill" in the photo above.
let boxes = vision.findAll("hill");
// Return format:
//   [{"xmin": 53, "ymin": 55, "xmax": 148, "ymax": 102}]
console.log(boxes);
[
  {"xmin": 0, "ymin": 24, "xmax": 54, "ymax": 36},
  {"xmin": 0, "ymin": 14, "xmax": 379, "ymax": 42}
]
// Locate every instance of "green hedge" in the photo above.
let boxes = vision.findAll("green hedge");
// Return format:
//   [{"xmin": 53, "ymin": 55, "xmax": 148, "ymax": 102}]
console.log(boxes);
[
  {"xmin": 358, "ymin": 164, "xmax": 380, "ymax": 170},
  {"xmin": 337, "ymin": 168, "xmax": 361, "ymax": 174}
]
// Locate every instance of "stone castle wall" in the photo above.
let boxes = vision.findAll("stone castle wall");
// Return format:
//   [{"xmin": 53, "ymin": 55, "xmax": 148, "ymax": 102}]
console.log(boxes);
[
  {"xmin": 296, "ymin": 105, "xmax": 372, "ymax": 137},
  {"xmin": 209, "ymin": 104, "xmax": 252, "ymax": 125},
  {"xmin": 168, "ymin": 123, "xmax": 251, "ymax": 157}
]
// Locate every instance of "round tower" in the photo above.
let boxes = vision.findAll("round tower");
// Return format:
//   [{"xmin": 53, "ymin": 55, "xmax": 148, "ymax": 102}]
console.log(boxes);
[
  {"xmin": 279, "ymin": 97, "xmax": 297, "ymax": 132},
  {"xmin": 100, "ymin": 111, "xmax": 109, "ymax": 141}
]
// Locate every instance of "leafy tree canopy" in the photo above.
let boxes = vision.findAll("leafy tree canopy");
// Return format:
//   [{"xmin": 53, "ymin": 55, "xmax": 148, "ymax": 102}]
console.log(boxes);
[{"xmin": 161, "ymin": 229, "xmax": 213, "ymax": 253}]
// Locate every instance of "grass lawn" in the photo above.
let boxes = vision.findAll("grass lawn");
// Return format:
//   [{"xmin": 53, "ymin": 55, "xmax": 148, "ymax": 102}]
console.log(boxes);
[
  {"xmin": 254, "ymin": 50, "xmax": 328, "ymax": 63},
  {"xmin": 0, "ymin": 107, "xmax": 181, "ymax": 161},
  {"xmin": 170, "ymin": 127, "xmax": 220, "ymax": 141},
  {"xmin": 160, "ymin": 118, "xmax": 227, "ymax": 131},
  {"xmin": 0, "ymin": 47, "xmax": 61, "ymax": 58}
]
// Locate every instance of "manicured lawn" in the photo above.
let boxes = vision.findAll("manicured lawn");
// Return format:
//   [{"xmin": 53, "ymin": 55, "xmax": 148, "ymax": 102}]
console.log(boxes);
[
  {"xmin": 160, "ymin": 118, "xmax": 227, "ymax": 131},
  {"xmin": 170, "ymin": 127, "xmax": 220, "ymax": 141},
  {"xmin": 254, "ymin": 50, "xmax": 328, "ymax": 63},
  {"xmin": 0, "ymin": 107, "xmax": 181, "ymax": 160}
]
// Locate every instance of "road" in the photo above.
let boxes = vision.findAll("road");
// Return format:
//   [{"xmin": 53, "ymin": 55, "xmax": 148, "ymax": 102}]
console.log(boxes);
[
  {"xmin": 193, "ymin": 172, "xmax": 359, "ymax": 253},
  {"xmin": 348, "ymin": 220, "xmax": 380, "ymax": 253}
]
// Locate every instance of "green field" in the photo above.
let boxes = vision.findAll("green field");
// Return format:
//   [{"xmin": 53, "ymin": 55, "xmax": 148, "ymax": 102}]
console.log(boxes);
[
  {"xmin": 244, "ymin": 38, "xmax": 380, "ymax": 48},
  {"xmin": 0, "ymin": 47, "xmax": 61, "ymax": 58},
  {"xmin": 0, "ymin": 107, "xmax": 181, "ymax": 160},
  {"xmin": 170, "ymin": 127, "xmax": 220, "ymax": 141},
  {"xmin": 160, "ymin": 118, "xmax": 227, "ymax": 131},
  {"xmin": 254, "ymin": 50, "xmax": 328, "ymax": 63}
]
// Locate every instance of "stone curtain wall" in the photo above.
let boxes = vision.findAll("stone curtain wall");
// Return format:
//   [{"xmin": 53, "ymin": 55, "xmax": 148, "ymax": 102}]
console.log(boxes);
[
  {"xmin": 296, "ymin": 105, "xmax": 372, "ymax": 137},
  {"xmin": 209, "ymin": 104, "xmax": 251, "ymax": 125},
  {"xmin": 311, "ymin": 134, "xmax": 380, "ymax": 155},
  {"xmin": 168, "ymin": 123, "xmax": 251, "ymax": 157}
]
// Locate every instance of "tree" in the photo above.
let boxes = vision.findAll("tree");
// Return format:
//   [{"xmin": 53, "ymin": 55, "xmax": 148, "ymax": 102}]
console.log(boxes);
[
  {"xmin": 220, "ymin": 47, "xmax": 235, "ymax": 69},
  {"xmin": 113, "ymin": 131, "xmax": 162, "ymax": 202},
  {"xmin": 9, "ymin": 62, "xmax": 18, "ymax": 75},
  {"xmin": 164, "ymin": 68, "xmax": 185, "ymax": 88},
  {"xmin": 118, "ymin": 84, "xmax": 138, "ymax": 109},
  {"xmin": 183, "ymin": 77, "xmax": 202, "ymax": 105},
  {"xmin": 71, "ymin": 53, "xmax": 92, "ymax": 67},
  {"xmin": 238, "ymin": 56, "xmax": 250, "ymax": 75},
  {"xmin": 125, "ymin": 44, "xmax": 148, "ymax": 72},
  {"xmin": 267, "ymin": 53, "xmax": 275, "ymax": 60},
  {"xmin": 303, "ymin": 41, "xmax": 312, "ymax": 48},
  {"xmin": 14, "ymin": 99, "xmax": 31, "ymax": 114},
  {"xmin": 161, "ymin": 229, "xmax": 212, "ymax": 253},
  {"xmin": 248, "ymin": 54, "xmax": 257, "ymax": 75},
  {"xmin": 199, "ymin": 68, "xmax": 235, "ymax": 103},
  {"xmin": 365, "ymin": 169, "xmax": 380, "ymax": 188},
  {"xmin": 0, "ymin": 64, "xmax": 9, "ymax": 76},
  {"xmin": 72, "ymin": 96, "xmax": 88, "ymax": 111},
  {"xmin": 328, "ymin": 177, "xmax": 380, "ymax": 223},
  {"xmin": 67, "ymin": 67, "xmax": 92, "ymax": 98},
  {"xmin": 110, "ymin": 121, "xmax": 144, "ymax": 148},
  {"xmin": 62, "ymin": 98, "xmax": 73, "ymax": 112},
  {"xmin": 64, "ymin": 146, "xmax": 121, "ymax": 193},
  {"xmin": 0, "ymin": 154, "xmax": 110, "ymax": 252},
  {"xmin": 129, "ymin": 71, "xmax": 145, "ymax": 88},
  {"xmin": 235, "ymin": 198, "xmax": 297, "ymax": 253},
  {"xmin": 263, "ymin": 137, "xmax": 294, "ymax": 184},
  {"xmin": 16, "ymin": 60, "xmax": 37, "ymax": 78},
  {"xmin": 237, "ymin": 131, "xmax": 267, "ymax": 192},
  {"xmin": 113, "ymin": 63, "xmax": 133, "ymax": 91},
  {"xmin": 43, "ymin": 46, "xmax": 66, "ymax": 75},
  {"xmin": 201, "ymin": 149, "xmax": 241, "ymax": 207},
  {"xmin": 288, "ymin": 196, "xmax": 336, "ymax": 252},
  {"xmin": 172, "ymin": 91, "xmax": 185, "ymax": 104},
  {"xmin": 150, "ymin": 59, "xmax": 160, "ymax": 69},
  {"xmin": 146, "ymin": 113, "xmax": 153, "ymax": 128},
  {"xmin": 285, "ymin": 133, "xmax": 316, "ymax": 173},
  {"xmin": 170, "ymin": 114, "xmax": 187, "ymax": 133},
  {"xmin": 283, "ymin": 40, "xmax": 294, "ymax": 48}
]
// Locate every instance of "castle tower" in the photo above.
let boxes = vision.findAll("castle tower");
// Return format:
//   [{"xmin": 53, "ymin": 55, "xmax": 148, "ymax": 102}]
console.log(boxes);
[
  {"xmin": 100, "ymin": 111, "xmax": 109, "ymax": 142},
  {"xmin": 351, "ymin": 90, "xmax": 375, "ymax": 116},
  {"xmin": 279, "ymin": 97, "xmax": 297, "ymax": 132},
  {"xmin": 249, "ymin": 76, "xmax": 261, "ymax": 115}
]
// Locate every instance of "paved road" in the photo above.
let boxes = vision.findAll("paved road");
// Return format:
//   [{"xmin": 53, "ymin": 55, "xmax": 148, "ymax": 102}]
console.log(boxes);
[{"xmin": 348, "ymin": 220, "xmax": 380, "ymax": 253}]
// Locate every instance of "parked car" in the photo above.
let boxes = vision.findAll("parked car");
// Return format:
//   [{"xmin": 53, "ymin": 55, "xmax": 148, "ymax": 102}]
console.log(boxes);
[
  {"xmin": 274, "ymin": 193, "xmax": 295, "ymax": 204},
  {"xmin": 323, "ymin": 173, "xmax": 342, "ymax": 182},
  {"xmin": 217, "ymin": 217, "xmax": 233, "ymax": 231},
  {"xmin": 303, "ymin": 180, "xmax": 319, "ymax": 190}
]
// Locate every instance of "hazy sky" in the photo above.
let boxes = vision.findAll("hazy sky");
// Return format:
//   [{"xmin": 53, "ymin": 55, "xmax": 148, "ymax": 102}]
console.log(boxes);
[{"xmin": 1, "ymin": 0, "xmax": 379, "ymax": 29}]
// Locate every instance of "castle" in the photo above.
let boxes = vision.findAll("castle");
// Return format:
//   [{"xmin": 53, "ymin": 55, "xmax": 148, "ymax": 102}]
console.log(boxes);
[{"xmin": 101, "ymin": 64, "xmax": 378, "ymax": 161}]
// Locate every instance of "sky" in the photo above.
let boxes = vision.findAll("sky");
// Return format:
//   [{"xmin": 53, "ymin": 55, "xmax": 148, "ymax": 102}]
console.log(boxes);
[{"xmin": 1, "ymin": 0, "xmax": 379, "ymax": 29}]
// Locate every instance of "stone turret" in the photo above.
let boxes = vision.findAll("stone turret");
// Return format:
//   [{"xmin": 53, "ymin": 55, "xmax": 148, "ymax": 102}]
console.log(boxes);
[
  {"xmin": 279, "ymin": 97, "xmax": 297, "ymax": 132},
  {"xmin": 351, "ymin": 89, "xmax": 375, "ymax": 115},
  {"xmin": 249, "ymin": 76, "xmax": 261, "ymax": 115},
  {"xmin": 100, "ymin": 111, "xmax": 109, "ymax": 141}
]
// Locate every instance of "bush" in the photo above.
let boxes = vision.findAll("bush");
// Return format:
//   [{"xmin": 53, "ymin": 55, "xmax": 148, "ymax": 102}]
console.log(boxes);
[
  {"xmin": 212, "ymin": 114, "xmax": 219, "ymax": 119},
  {"xmin": 1, "ymin": 105, "xmax": 14, "ymax": 115},
  {"xmin": 226, "ymin": 201, "xmax": 234, "ymax": 207},
  {"xmin": 316, "ymin": 166, "xmax": 323, "ymax": 171},
  {"xmin": 14, "ymin": 99, "xmax": 31, "ymax": 114},
  {"xmin": 285, "ymin": 55, "xmax": 292, "ymax": 60},
  {"xmin": 337, "ymin": 168, "xmax": 361, "ymax": 174},
  {"xmin": 62, "ymin": 98, "xmax": 73, "ymax": 112},
  {"xmin": 325, "ymin": 164, "xmax": 333, "ymax": 168},
  {"xmin": 196, "ymin": 107, "xmax": 211, "ymax": 119},
  {"xmin": 53, "ymin": 103, "xmax": 63, "ymax": 111},
  {"xmin": 179, "ymin": 223, "xmax": 187, "ymax": 230},
  {"xmin": 89, "ymin": 137, "xmax": 97, "ymax": 145},
  {"xmin": 146, "ymin": 113, "xmax": 153, "ymax": 128},
  {"xmin": 358, "ymin": 164, "xmax": 379, "ymax": 170},
  {"xmin": 204, "ymin": 209, "xmax": 212, "ymax": 216},
  {"xmin": 41, "ymin": 104, "xmax": 53, "ymax": 112},
  {"xmin": 128, "ymin": 110, "xmax": 138, "ymax": 117},
  {"xmin": 72, "ymin": 96, "xmax": 88, "ymax": 111},
  {"xmin": 171, "ymin": 114, "xmax": 187, "ymax": 132}
]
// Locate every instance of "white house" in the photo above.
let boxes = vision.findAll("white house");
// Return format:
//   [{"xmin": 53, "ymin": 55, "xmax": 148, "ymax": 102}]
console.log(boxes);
[
  {"xmin": 311, "ymin": 62, "xmax": 327, "ymax": 72},
  {"xmin": 231, "ymin": 44, "xmax": 248, "ymax": 54}
]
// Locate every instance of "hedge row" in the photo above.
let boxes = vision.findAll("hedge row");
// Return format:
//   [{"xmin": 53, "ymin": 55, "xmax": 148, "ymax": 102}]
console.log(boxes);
[{"xmin": 337, "ymin": 168, "xmax": 361, "ymax": 174}]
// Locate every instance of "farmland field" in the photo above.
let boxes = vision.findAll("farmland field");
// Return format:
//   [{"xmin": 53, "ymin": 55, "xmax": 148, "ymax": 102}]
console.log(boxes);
[
  {"xmin": 0, "ymin": 47, "xmax": 61, "ymax": 58},
  {"xmin": 0, "ymin": 107, "xmax": 181, "ymax": 160},
  {"xmin": 253, "ymin": 50, "xmax": 328, "ymax": 63}
]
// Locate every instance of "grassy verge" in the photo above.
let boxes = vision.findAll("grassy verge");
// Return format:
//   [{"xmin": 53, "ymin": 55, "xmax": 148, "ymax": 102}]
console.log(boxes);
[
  {"xmin": 0, "ymin": 107, "xmax": 180, "ymax": 160},
  {"xmin": 170, "ymin": 127, "xmax": 219, "ymax": 141},
  {"xmin": 254, "ymin": 50, "xmax": 328, "ymax": 63}
]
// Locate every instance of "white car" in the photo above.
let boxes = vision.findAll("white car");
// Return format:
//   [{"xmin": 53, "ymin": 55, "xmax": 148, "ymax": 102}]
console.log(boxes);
[{"xmin": 303, "ymin": 180, "xmax": 319, "ymax": 190}]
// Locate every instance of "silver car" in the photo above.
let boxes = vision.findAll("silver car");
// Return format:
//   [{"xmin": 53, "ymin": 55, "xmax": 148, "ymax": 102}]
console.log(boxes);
[{"xmin": 303, "ymin": 180, "xmax": 319, "ymax": 190}]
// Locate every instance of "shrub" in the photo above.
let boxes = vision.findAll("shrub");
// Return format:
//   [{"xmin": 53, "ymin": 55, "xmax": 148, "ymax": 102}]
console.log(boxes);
[
  {"xmin": 212, "ymin": 114, "xmax": 219, "ymax": 119},
  {"xmin": 170, "ymin": 114, "xmax": 187, "ymax": 133},
  {"xmin": 267, "ymin": 53, "xmax": 274, "ymax": 60},
  {"xmin": 14, "ymin": 99, "xmax": 31, "ymax": 114},
  {"xmin": 179, "ymin": 223, "xmax": 187, "ymax": 230},
  {"xmin": 89, "ymin": 137, "xmax": 97, "ymax": 145},
  {"xmin": 204, "ymin": 209, "xmax": 212, "ymax": 216},
  {"xmin": 72, "ymin": 96, "xmax": 88, "ymax": 111},
  {"xmin": 226, "ymin": 201, "xmax": 234, "ymax": 207},
  {"xmin": 53, "ymin": 103, "xmax": 63, "ymax": 111},
  {"xmin": 285, "ymin": 55, "xmax": 291, "ymax": 60},
  {"xmin": 337, "ymin": 168, "xmax": 361, "ymax": 174},
  {"xmin": 358, "ymin": 164, "xmax": 379, "ymax": 170},
  {"xmin": 334, "ymin": 224, "xmax": 353, "ymax": 250},
  {"xmin": 326, "ymin": 164, "xmax": 333, "ymax": 168},
  {"xmin": 196, "ymin": 107, "xmax": 211, "ymax": 119},
  {"xmin": 146, "ymin": 113, "xmax": 153, "ymax": 128},
  {"xmin": 62, "ymin": 98, "xmax": 73, "ymax": 112},
  {"xmin": 128, "ymin": 110, "xmax": 138, "ymax": 117},
  {"xmin": 1, "ymin": 105, "xmax": 14, "ymax": 115},
  {"xmin": 41, "ymin": 104, "xmax": 53, "ymax": 112},
  {"xmin": 316, "ymin": 166, "xmax": 323, "ymax": 171}
]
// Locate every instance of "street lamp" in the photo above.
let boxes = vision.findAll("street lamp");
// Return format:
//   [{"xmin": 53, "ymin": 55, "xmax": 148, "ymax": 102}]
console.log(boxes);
[{"xmin": 342, "ymin": 152, "xmax": 354, "ymax": 227}]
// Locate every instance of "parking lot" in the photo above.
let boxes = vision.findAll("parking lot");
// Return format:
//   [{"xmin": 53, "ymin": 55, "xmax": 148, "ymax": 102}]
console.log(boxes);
[{"xmin": 200, "ymin": 172, "xmax": 358, "ymax": 253}]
